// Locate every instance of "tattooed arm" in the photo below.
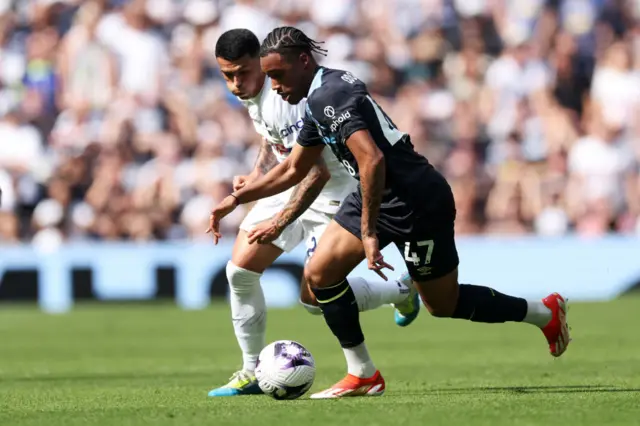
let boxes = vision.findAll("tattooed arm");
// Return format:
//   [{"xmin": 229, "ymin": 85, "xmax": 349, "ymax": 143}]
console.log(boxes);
[
  {"xmin": 274, "ymin": 156, "xmax": 331, "ymax": 229},
  {"xmin": 233, "ymin": 144, "xmax": 328, "ymax": 246},
  {"xmin": 345, "ymin": 130, "xmax": 384, "ymax": 238},
  {"xmin": 234, "ymin": 139, "xmax": 279, "ymax": 192},
  {"xmin": 345, "ymin": 129, "xmax": 392, "ymax": 280},
  {"xmin": 251, "ymin": 139, "xmax": 279, "ymax": 178}
]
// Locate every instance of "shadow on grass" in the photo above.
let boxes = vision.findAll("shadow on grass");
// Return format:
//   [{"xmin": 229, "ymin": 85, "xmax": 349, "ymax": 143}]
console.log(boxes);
[
  {"xmin": 1, "ymin": 371, "xmax": 209, "ymax": 383},
  {"xmin": 401, "ymin": 385, "xmax": 640, "ymax": 395},
  {"xmin": 6, "ymin": 375, "xmax": 640, "ymax": 399}
]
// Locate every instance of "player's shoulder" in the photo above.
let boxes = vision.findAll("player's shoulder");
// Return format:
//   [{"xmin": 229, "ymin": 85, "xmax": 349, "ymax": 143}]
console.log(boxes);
[
  {"xmin": 308, "ymin": 68, "xmax": 367, "ymax": 111},
  {"xmin": 321, "ymin": 67, "xmax": 364, "ymax": 88}
]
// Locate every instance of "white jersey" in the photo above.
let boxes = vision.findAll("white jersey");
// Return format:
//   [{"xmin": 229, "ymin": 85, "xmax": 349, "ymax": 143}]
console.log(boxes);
[{"xmin": 240, "ymin": 77, "xmax": 356, "ymax": 214}]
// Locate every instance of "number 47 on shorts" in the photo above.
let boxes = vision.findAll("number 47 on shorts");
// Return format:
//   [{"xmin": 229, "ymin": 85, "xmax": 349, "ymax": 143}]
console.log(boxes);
[{"xmin": 404, "ymin": 240, "xmax": 434, "ymax": 274}]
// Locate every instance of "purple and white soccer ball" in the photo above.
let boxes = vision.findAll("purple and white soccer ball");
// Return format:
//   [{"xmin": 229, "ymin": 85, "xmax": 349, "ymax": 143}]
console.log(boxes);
[{"xmin": 255, "ymin": 340, "xmax": 316, "ymax": 400}]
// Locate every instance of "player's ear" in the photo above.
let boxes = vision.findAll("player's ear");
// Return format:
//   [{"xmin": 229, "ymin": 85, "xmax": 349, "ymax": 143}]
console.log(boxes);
[{"xmin": 299, "ymin": 52, "xmax": 311, "ymax": 69}]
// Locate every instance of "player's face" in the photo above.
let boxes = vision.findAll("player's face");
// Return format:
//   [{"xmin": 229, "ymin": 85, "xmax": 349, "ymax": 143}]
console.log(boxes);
[
  {"xmin": 216, "ymin": 55, "xmax": 264, "ymax": 99},
  {"xmin": 260, "ymin": 52, "xmax": 311, "ymax": 105}
]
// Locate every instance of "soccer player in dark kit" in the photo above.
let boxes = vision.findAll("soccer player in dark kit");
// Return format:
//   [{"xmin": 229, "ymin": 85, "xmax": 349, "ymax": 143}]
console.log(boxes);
[{"xmin": 208, "ymin": 26, "xmax": 570, "ymax": 399}]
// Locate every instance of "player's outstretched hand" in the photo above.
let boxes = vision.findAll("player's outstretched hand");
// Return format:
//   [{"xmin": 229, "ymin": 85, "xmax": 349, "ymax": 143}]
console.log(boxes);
[
  {"xmin": 363, "ymin": 235, "xmax": 394, "ymax": 281},
  {"xmin": 206, "ymin": 195, "xmax": 239, "ymax": 244},
  {"xmin": 247, "ymin": 218, "xmax": 283, "ymax": 245},
  {"xmin": 233, "ymin": 175, "xmax": 249, "ymax": 192}
]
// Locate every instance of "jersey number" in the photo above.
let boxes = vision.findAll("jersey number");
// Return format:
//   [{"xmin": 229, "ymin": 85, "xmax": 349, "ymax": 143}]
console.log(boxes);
[
  {"xmin": 306, "ymin": 236, "xmax": 318, "ymax": 262},
  {"xmin": 404, "ymin": 240, "xmax": 434, "ymax": 266},
  {"xmin": 342, "ymin": 160, "xmax": 357, "ymax": 176}
]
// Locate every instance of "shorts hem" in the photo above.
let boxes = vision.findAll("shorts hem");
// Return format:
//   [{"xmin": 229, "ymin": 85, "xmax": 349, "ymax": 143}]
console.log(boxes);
[
  {"xmin": 237, "ymin": 225, "xmax": 293, "ymax": 253},
  {"xmin": 333, "ymin": 215, "xmax": 362, "ymax": 241},
  {"xmin": 408, "ymin": 261, "xmax": 459, "ymax": 282}
]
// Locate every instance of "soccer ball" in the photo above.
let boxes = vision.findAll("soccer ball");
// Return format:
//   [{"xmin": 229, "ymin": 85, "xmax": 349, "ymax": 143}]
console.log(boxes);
[{"xmin": 255, "ymin": 340, "xmax": 316, "ymax": 400}]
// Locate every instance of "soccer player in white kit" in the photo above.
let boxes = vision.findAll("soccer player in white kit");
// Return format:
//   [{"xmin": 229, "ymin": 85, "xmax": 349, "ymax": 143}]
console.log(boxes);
[{"xmin": 208, "ymin": 29, "xmax": 421, "ymax": 397}]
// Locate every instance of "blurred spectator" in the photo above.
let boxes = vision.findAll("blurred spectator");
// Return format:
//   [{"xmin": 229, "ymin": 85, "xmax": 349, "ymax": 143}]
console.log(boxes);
[
  {"xmin": 1, "ymin": 0, "xmax": 640, "ymax": 245},
  {"xmin": 568, "ymin": 105, "xmax": 638, "ymax": 231}
]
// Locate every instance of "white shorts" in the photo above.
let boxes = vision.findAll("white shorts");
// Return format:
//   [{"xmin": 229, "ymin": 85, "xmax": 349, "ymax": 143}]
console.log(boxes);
[{"xmin": 239, "ymin": 195, "xmax": 333, "ymax": 254}]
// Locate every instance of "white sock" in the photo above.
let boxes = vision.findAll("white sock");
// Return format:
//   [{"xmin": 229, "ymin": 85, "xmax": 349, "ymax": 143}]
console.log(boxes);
[
  {"xmin": 300, "ymin": 300, "xmax": 323, "ymax": 315},
  {"xmin": 343, "ymin": 342, "xmax": 377, "ymax": 378},
  {"xmin": 226, "ymin": 261, "xmax": 266, "ymax": 373},
  {"xmin": 523, "ymin": 300, "xmax": 552, "ymax": 328},
  {"xmin": 349, "ymin": 276, "xmax": 410, "ymax": 312}
]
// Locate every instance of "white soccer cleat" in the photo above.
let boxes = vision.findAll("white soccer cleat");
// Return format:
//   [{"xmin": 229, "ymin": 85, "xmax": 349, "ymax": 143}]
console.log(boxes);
[{"xmin": 392, "ymin": 272, "xmax": 421, "ymax": 327}]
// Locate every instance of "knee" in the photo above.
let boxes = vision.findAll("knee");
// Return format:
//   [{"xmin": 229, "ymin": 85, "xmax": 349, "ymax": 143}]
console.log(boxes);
[
  {"xmin": 300, "ymin": 286, "xmax": 317, "ymax": 306},
  {"xmin": 299, "ymin": 279, "xmax": 321, "ymax": 315},
  {"xmin": 226, "ymin": 261, "xmax": 261, "ymax": 294},
  {"xmin": 303, "ymin": 263, "xmax": 326, "ymax": 289}
]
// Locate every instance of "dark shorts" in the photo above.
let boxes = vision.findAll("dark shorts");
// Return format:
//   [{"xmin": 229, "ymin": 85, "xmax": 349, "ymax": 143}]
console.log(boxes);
[{"xmin": 333, "ymin": 172, "xmax": 459, "ymax": 282}]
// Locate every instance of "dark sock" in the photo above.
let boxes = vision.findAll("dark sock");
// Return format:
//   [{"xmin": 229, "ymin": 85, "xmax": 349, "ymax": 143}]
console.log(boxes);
[
  {"xmin": 452, "ymin": 284, "xmax": 527, "ymax": 323},
  {"xmin": 311, "ymin": 279, "xmax": 364, "ymax": 348}
]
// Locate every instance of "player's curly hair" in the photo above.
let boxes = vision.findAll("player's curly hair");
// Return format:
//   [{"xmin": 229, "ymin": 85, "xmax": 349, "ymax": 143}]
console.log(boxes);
[{"xmin": 260, "ymin": 26, "xmax": 328, "ymax": 58}]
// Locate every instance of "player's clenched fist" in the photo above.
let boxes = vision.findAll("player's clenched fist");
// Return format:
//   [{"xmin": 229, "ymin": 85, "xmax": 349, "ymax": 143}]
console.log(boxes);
[
  {"xmin": 232, "ymin": 175, "xmax": 250, "ymax": 191},
  {"xmin": 206, "ymin": 195, "xmax": 239, "ymax": 244}
]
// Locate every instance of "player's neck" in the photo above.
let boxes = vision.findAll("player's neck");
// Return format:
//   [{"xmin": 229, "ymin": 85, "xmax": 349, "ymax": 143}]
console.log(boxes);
[
  {"xmin": 247, "ymin": 75, "xmax": 268, "ymax": 101},
  {"xmin": 302, "ymin": 65, "xmax": 322, "ymax": 93},
  {"xmin": 257, "ymin": 75, "xmax": 267, "ymax": 95}
]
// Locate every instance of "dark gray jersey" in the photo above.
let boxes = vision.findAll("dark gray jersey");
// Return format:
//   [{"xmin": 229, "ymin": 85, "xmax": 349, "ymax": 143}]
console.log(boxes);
[{"xmin": 297, "ymin": 67, "xmax": 436, "ymax": 208}]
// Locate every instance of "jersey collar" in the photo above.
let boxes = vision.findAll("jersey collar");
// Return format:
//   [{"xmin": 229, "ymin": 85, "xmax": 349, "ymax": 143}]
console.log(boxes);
[{"xmin": 307, "ymin": 67, "xmax": 324, "ymax": 97}]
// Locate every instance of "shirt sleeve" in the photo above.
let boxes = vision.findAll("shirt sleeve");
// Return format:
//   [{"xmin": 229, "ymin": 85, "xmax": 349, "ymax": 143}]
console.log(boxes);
[
  {"xmin": 281, "ymin": 103, "xmax": 306, "ymax": 149},
  {"xmin": 297, "ymin": 106, "xmax": 323, "ymax": 147},
  {"xmin": 328, "ymin": 89, "xmax": 369, "ymax": 143}
]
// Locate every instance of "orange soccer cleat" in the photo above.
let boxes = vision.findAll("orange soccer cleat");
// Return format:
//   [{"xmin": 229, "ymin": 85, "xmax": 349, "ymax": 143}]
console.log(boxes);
[
  {"xmin": 541, "ymin": 292, "xmax": 571, "ymax": 357},
  {"xmin": 310, "ymin": 370, "xmax": 386, "ymax": 399}
]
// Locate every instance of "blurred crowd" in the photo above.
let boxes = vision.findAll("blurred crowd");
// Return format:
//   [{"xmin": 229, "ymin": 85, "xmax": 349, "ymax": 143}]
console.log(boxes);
[{"xmin": 0, "ymin": 0, "xmax": 639, "ymax": 246}]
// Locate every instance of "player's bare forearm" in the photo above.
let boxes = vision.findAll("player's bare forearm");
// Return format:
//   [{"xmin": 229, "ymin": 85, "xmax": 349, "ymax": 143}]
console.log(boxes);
[
  {"xmin": 360, "ymin": 155, "xmax": 385, "ymax": 238},
  {"xmin": 276, "ymin": 158, "xmax": 330, "ymax": 229},
  {"xmin": 235, "ymin": 160, "xmax": 300, "ymax": 204},
  {"xmin": 344, "ymin": 130, "xmax": 386, "ymax": 239},
  {"xmin": 233, "ymin": 144, "xmax": 325, "ymax": 205},
  {"xmin": 251, "ymin": 140, "xmax": 278, "ymax": 179}
]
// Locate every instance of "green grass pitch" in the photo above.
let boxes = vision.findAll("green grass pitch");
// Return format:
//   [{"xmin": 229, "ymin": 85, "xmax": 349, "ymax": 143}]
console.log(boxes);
[{"xmin": 1, "ymin": 297, "xmax": 640, "ymax": 426}]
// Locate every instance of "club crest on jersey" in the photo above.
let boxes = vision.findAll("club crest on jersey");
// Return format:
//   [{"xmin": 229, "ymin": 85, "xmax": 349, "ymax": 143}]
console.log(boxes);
[
  {"xmin": 279, "ymin": 118, "xmax": 304, "ymax": 137},
  {"xmin": 330, "ymin": 111, "xmax": 351, "ymax": 132}
]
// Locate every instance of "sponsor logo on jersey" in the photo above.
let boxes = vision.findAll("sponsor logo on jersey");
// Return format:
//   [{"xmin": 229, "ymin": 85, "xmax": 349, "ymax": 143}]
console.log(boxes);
[
  {"xmin": 279, "ymin": 118, "xmax": 304, "ymax": 137},
  {"xmin": 322, "ymin": 135, "xmax": 337, "ymax": 145},
  {"xmin": 324, "ymin": 106, "xmax": 335, "ymax": 118},
  {"xmin": 330, "ymin": 110, "xmax": 351, "ymax": 132}
]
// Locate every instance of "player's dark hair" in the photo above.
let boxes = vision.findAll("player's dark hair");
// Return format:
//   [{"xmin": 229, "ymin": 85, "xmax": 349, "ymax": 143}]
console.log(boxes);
[
  {"xmin": 215, "ymin": 29, "xmax": 260, "ymax": 61},
  {"xmin": 260, "ymin": 26, "xmax": 328, "ymax": 58}
]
